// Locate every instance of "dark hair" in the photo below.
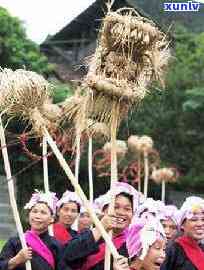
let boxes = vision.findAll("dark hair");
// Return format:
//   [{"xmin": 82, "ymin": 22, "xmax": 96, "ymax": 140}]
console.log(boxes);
[
  {"xmin": 59, "ymin": 201, "xmax": 81, "ymax": 213},
  {"xmin": 102, "ymin": 192, "xmax": 134, "ymax": 212}
]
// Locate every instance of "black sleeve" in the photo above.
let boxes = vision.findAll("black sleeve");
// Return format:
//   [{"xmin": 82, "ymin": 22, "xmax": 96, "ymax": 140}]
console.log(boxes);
[
  {"xmin": 161, "ymin": 242, "xmax": 195, "ymax": 270},
  {"xmin": 0, "ymin": 237, "xmax": 19, "ymax": 270},
  {"xmin": 60, "ymin": 229, "xmax": 99, "ymax": 269}
]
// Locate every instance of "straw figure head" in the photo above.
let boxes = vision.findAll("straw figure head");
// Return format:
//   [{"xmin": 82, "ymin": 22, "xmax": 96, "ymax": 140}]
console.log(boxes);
[
  {"xmin": 151, "ymin": 167, "xmax": 178, "ymax": 184},
  {"xmin": 0, "ymin": 68, "xmax": 61, "ymax": 136},
  {"xmin": 86, "ymin": 119, "xmax": 110, "ymax": 139},
  {"xmin": 128, "ymin": 135, "xmax": 141, "ymax": 152},
  {"xmin": 103, "ymin": 140, "xmax": 128, "ymax": 159},
  {"xmin": 65, "ymin": 7, "xmax": 171, "ymax": 135}
]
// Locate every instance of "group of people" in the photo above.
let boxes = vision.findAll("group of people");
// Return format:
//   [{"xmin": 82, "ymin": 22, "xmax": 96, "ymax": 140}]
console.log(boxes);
[{"xmin": 0, "ymin": 182, "xmax": 204, "ymax": 270}]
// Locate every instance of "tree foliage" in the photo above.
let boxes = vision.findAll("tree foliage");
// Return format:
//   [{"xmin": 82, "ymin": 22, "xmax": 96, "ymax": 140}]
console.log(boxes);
[
  {"xmin": 119, "ymin": 24, "xmax": 204, "ymax": 191},
  {"xmin": 0, "ymin": 7, "xmax": 53, "ymax": 75}
]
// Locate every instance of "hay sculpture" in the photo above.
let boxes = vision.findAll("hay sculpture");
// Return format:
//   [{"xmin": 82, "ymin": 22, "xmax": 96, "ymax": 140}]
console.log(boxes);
[
  {"xmin": 151, "ymin": 167, "xmax": 178, "ymax": 202},
  {"xmin": 0, "ymin": 68, "xmax": 61, "ymax": 136},
  {"xmin": 128, "ymin": 135, "xmax": 153, "ymax": 198},
  {"xmin": 83, "ymin": 8, "xmax": 171, "ymax": 130},
  {"xmin": 0, "ymin": 68, "xmax": 120, "ymax": 260},
  {"xmin": 79, "ymin": 9, "xmax": 170, "ymax": 269}
]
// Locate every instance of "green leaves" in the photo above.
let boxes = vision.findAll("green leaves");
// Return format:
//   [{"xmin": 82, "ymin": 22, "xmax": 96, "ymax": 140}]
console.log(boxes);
[
  {"xmin": 0, "ymin": 7, "xmax": 52, "ymax": 75},
  {"xmin": 183, "ymin": 87, "xmax": 204, "ymax": 112}
]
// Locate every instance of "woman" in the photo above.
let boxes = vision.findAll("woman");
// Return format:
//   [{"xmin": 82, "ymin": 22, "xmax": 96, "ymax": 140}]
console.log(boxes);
[
  {"xmin": 78, "ymin": 207, "xmax": 93, "ymax": 232},
  {"xmin": 161, "ymin": 196, "xmax": 204, "ymax": 270},
  {"xmin": 114, "ymin": 217, "xmax": 166, "ymax": 270},
  {"xmin": 159, "ymin": 204, "xmax": 179, "ymax": 243},
  {"xmin": 53, "ymin": 190, "xmax": 82, "ymax": 244},
  {"xmin": 61, "ymin": 182, "xmax": 140, "ymax": 270},
  {"xmin": 0, "ymin": 191, "xmax": 63, "ymax": 270}
]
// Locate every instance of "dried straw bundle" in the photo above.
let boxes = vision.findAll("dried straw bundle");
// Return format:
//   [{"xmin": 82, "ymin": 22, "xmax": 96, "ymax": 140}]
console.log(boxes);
[
  {"xmin": 83, "ymin": 8, "xmax": 170, "ymax": 128},
  {"xmin": 103, "ymin": 140, "xmax": 127, "ymax": 159},
  {"xmin": 151, "ymin": 167, "xmax": 177, "ymax": 184},
  {"xmin": 128, "ymin": 135, "xmax": 153, "ymax": 153},
  {"xmin": 127, "ymin": 135, "xmax": 140, "ymax": 152},
  {"xmin": 0, "ymin": 68, "xmax": 59, "ymax": 136},
  {"xmin": 87, "ymin": 119, "xmax": 110, "ymax": 139}
]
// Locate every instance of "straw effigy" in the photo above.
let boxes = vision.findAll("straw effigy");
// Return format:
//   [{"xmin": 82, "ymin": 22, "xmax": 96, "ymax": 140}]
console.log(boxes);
[
  {"xmin": 0, "ymin": 67, "xmax": 120, "ymax": 260},
  {"xmin": 151, "ymin": 167, "xmax": 178, "ymax": 202},
  {"xmin": 82, "ymin": 8, "xmax": 170, "ymax": 129},
  {"xmin": 0, "ymin": 68, "xmax": 61, "ymax": 136}
]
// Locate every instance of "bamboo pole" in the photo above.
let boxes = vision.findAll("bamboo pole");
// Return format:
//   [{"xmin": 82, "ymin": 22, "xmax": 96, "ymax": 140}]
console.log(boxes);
[
  {"xmin": 73, "ymin": 131, "xmax": 81, "ymax": 230},
  {"xmin": 143, "ymin": 152, "xmax": 149, "ymax": 198},
  {"xmin": 138, "ymin": 154, "xmax": 141, "ymax": 192},
  {"xmin": 75, "ymin": 132, "xmax": 81, "ymax": 183},
  {"xmin": 42, "ymin": 136, "xmax": 53, "ymax": 236},
  {"xmin": 0, "ymin": 116, "xmax": 32, "ymax": 270},
  {"xmin": 44, "ymin": 128, "xmax": 120, "ymax": 259},
  {"xmin": 88, "ymin": 137, "xmax": 94, "ymax": 204},
  {"xmin": 43, "ymin": 136, "xmax": 49, "ymax": 192},
  {"xmin": 161, "ymin": 180, "xmax": 166, "ymax": 203},
  {"xmin": 104, "ymin": 113, "xmax": 118, "ymax": 270}
]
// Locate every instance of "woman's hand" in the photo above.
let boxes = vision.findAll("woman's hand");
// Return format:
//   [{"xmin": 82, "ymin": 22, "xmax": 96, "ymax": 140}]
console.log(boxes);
[
  {"xmin": 113, "ymin": 256, "xmax": 129, "ymax": 270},
  {"xmin": 16, "ymin": 247, "xmax": 32, "ymax": 264},
  {"xmin": 101, "ymin": 214, "xmax": 118, "ymax": 231},
  {"xmin": 8, "ymin": 247, "xmax": 32, "ymax": 269}
]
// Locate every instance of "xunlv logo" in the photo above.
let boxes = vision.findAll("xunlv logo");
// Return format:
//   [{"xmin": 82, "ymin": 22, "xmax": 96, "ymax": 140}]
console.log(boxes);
[{"xmin": 164, "ymin": 1, "xmax": 201, "ymax": 11}]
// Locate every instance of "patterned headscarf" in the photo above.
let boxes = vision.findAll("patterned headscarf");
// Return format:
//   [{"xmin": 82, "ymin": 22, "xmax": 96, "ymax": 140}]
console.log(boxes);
[
  {"xmin": 56, "ymin": 190, "xmax": 82, "ymax": 209},
  {"xmin": 24, "ymin": 190, "xmax": 58, "ymax": 215},
  {"xmin": 159, "ymin": 204, "xmax": 180, "ymax": 227},
  {"xmin": 179, "ymin": 196, "xmax": 204, "ymax": 225},
  {"xmin": 94, "ymin": 182, "xmax": 141, "ymax": 214}
]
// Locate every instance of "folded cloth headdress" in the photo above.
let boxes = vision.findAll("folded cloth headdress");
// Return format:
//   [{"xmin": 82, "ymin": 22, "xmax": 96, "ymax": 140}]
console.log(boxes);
[
  {"xmin": 138, "ymin": 198, "xmax": 163, "ymax": 220},
  {"xmin": 159, "ymin": 204, "xmax": 180, "ymax": 227},
  {"xmin": 179, "ymin": 196, "xmax": 204, "ymax": 225},
  {"xmin": 56, "ymin": 190, "xmax": 82, "ymax": 209},
  {"xmin": 126, "ymin": 217, "xmax": 166, "ymax": 260},
  {"xmin": 94, "ymin": 182, "xmax": 141, "ymax": 213},
  {"xmin": 24, "ymin": 190, "xmax": 58, "ymax": 215}
]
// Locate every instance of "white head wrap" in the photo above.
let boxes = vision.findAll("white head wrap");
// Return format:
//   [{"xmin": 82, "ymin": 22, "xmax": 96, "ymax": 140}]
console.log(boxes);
[
  {"xmin": 94, "ymin": 182, "xmax": 141, "ymax": 213},
  {"xmin": 179, "ymin": 196, "xmax": 204, "ymax": 225},
  {"xmin": 56, "ymin": 190, "xmax": 82, "ymax": 209},
  {"xmin": 24, "ymin": 190, "xmax": 58, "ymax": 215}
]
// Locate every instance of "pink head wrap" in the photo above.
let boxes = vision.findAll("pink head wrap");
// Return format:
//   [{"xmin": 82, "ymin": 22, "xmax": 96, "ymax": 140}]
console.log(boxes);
[
  {"xmin": 56, "ymin": 190, "xmax": 82, "ymax": 209},
  {"xmin": 126, "ymin": 217, "xmax": 166, "ymax": 260},
  {"xmin": 24, "ymin": 190, "xmax": 58, "ymax": 215}
]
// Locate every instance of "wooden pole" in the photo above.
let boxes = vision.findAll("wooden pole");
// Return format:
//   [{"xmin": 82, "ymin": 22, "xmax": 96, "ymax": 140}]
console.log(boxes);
[
  {"xmin": 143, "ymin": 152, "xmax": 149, "ymax": 198},
  {"xmin": 138, "ymin": 154, "xmax": 141, "ymax": 192},
  {"xmin": 44, "ymin": 128, "xmax": 120, "ymax": 259},
  {"xmin": 75, "ymin": 132, "xmax": 81, "ymax": 183},
  {"xmin": 88, "ymin": 137, "xmax": 94, "ymax": 204},
  {"xmin": 162, "ymin": 180, "xmax": 166, "ymax": 203},
  {"xmin": 0, "ymin": 116, "xmax": 32, "ymax": 270},
  {"xmin": 42, "ymin": 136, "xmax": 53, "ymax": 236},
  {"xmin": 104, "ymin": 113, "xmax": 118, "ymax": 270}
]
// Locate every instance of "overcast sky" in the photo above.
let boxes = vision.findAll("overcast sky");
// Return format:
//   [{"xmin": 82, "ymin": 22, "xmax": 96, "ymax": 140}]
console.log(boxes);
[{"xmin": 0, "ymin": 0, "xmax": 95, "ymax": 44}]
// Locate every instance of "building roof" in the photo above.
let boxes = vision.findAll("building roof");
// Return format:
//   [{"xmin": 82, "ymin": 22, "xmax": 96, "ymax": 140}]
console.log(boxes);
[{"xmin": 42, "ymin": 0, "xmax": 153, "ymax": 45}]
